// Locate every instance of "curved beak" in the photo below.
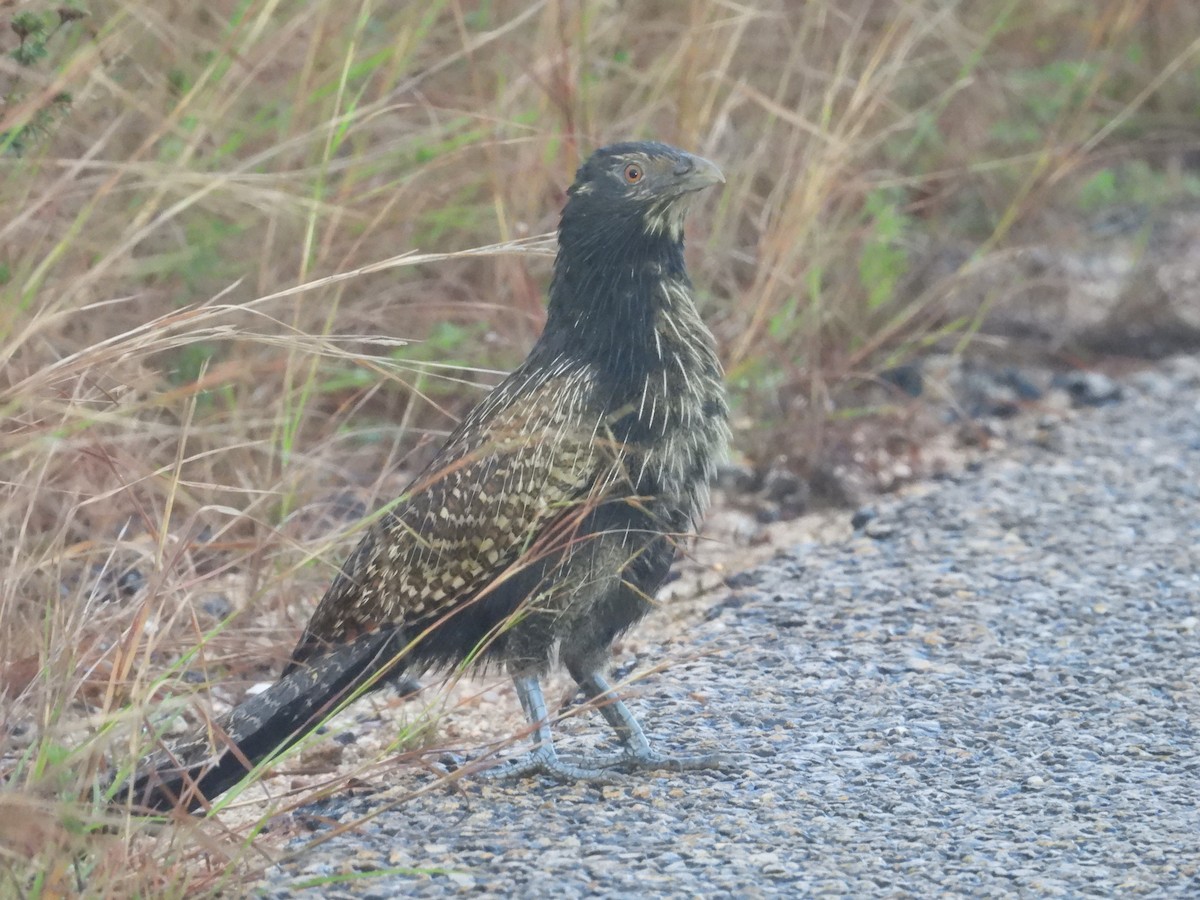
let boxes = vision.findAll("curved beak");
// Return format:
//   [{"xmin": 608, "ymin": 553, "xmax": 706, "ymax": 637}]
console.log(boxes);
[{"xmin": 673, "ymin": 152, "xmax": 725, "ymax": 193}]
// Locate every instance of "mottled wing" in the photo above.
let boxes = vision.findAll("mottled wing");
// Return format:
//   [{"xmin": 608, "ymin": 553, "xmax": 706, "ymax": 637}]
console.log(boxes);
[{"xmin": 289, "ymin": 365, "xmax": 623, "ymax": 666}]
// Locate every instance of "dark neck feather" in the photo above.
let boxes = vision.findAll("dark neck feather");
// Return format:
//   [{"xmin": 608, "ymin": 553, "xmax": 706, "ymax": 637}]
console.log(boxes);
[{"xmin": 535, "ymin": 204, "xmax": 688, "ymax": 397}]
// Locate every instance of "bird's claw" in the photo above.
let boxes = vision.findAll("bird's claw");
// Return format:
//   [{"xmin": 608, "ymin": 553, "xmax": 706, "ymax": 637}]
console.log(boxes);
[
  {"xmin": 485, "ymin": 745, "xmax": 622, "ymax": 782},
  {"xmin": 484, "ymin": 746, "xmax": 725, "ymax": 781},
  {"xmin": 590, "ymin": 748, "xmax": 726, "ymax": 773}
]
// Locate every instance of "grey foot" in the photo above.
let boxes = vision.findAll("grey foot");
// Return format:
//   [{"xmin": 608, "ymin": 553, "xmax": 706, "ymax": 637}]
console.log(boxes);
[
  {"xmin": 573, "ymin": 670, "xmax": 725, "ymax": 774},
  {"xmin": 590, "ymin": 747, "xmax": 726, "ymax": 773},
  {"xmin": 489, "ymin": 671, "xmax": 724, "ymax": 783},
  {"xmin": 485, "ymin": 745, "xmax": 622, "ymax": 782},
  {"xmin": 485, "ymin": 673, "xmax": 622, "ymax": 782}
]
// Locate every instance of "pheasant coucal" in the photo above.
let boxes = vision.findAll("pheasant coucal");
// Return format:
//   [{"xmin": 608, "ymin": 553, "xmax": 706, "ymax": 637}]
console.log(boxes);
[{"xmin": 122, "ymin": 141, "xmax": 729, "ymax": 811}]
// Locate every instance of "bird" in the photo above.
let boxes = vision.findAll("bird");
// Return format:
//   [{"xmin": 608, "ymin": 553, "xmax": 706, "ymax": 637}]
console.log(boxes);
[{"xmin": 120, "ymin": 140, "xmax": 729, "ymax": 812}]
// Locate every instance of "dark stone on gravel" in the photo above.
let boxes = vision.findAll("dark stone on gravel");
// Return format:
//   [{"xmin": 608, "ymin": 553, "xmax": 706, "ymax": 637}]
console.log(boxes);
[
  {"xmin": 73, "ymin": 563, "xmax": 147, "ymax": 604},
  {"xmin": 254, "ymin": 357, "xmax": 1200, "ymax": 899},
  {"xmin": 850, "ymin": 506, "xmax": 876, "ymax": 529},
  {"xmin": 200, "ymin": 594, "xmax": 234, "ymax": 620},
  {"xmin": 1001, "ymin": 367, "xmax": 1044, "ymax": 401},
  {"xmin": 1054, "ymin": 369, "xmax": 1123, "ymax": 406},
  {"xmin": 116, "ymin": 568, "xmax": 146, "ymax": 598},
  {"xmin": 881, "ymin": 363, "xmax": 923, "ymax": 397},
  {"xmin": 950, "ymin": 361, "xmax": 1051, "ymax": 420},
  {"xmin": 762, "ymin": 466, "xmax": 808, "ymax": 511},
  {"xmin": 722, "ymin": 570, "xmax": 762, "ymax": 590},
  {"xmin": 863, "ymin": 517, "xmax": 897, "ymax": 539},
  {"xmin": 714, "ymin": 463, "xmax": 757, "ymax": 493}
]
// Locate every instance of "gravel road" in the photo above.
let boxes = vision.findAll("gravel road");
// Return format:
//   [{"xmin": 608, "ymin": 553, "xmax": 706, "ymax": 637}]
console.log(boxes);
[{"xmin": 257, "ymin": 356, "xmax": 1200, "ymax": 898}]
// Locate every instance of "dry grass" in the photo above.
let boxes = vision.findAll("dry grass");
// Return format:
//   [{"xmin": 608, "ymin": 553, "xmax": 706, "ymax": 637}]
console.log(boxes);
[{"xmin": 2, "ymin": 0, "xmax": 1197, "ymax": 893}]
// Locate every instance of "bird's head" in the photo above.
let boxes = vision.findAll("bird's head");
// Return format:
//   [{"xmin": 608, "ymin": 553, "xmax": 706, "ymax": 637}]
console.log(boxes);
[
  {"xmin": 562, "ymin": 141, "xmax": 724, "ymax": 243},
  {"xmin": 543, "ymin": 141, "xmax": 723, "ymax": 372}
]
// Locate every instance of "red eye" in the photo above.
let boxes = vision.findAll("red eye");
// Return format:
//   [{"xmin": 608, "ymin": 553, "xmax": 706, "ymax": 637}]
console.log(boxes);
[{"xmin": 623, "ymin": 163, "xmax": 643, "ymax": 183}]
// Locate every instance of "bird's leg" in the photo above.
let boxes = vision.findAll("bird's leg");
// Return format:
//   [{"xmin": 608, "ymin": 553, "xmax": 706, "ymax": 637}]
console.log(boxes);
[
  {"xmin": 486, "ymin": 673, "xmax": 620, "ymax": 781},
  {"xmin": 487, "ymin": 672, "xmax": 723, "ymax": 781},
  {"xmin": 575, "ymin": 671, "xmax": 723, "ymax": 772}
]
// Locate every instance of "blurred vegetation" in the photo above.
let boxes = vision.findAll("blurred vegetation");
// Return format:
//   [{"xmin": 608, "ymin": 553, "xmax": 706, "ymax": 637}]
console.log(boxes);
[{"xmin": 1, "ymin": 0, "xmax": 1199, "ymax": 892}]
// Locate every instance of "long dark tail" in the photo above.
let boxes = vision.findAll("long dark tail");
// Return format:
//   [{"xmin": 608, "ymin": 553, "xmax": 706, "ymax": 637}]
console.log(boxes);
[{"xmin": 114, "ymin": 629, "xmax": 412, "ymax": 813}]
